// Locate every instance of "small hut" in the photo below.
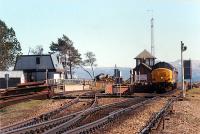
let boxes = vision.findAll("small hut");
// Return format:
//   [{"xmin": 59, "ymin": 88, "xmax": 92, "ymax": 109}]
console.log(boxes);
[{"xmin": 131, "ymin": 49, "xmax": 156, "ymax": 83}]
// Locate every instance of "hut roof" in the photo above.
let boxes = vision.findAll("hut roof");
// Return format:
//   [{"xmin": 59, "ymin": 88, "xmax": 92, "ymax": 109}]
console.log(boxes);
[{"xmin": 135, "ymin": 49, "xmax": 156, "ymax": 59}]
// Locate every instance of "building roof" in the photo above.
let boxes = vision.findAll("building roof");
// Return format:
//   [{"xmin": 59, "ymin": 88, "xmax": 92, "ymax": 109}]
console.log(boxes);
[
  {"xmin": 134, "ymin": 49, "xmax": 156, "ymax": 59},
  {"xmin": 133, "ymin": 63, "xmax": 152, "ymax": 71},
  {"xmin": 50, "ymin": 54, "xmax": 64, "ymax": 71},
  {"xmin": 14, "ymin": 54, "xmax": 64, "ymax": 72},
  {"xmin": 0, "ymin": 71, "xmax": 24, "ymax": 78}
]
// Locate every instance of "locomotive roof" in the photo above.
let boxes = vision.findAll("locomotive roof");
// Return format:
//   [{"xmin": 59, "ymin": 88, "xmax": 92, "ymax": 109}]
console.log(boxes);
[{"xmin": 152, "ymin": 62, "xmax": 175, "ymax": 70}]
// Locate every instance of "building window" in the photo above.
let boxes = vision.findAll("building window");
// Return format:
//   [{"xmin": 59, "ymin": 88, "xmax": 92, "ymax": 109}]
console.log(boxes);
[
  {"xmin": 36, "ymin": 57, "xmax": 40, "ymax": 64},
  {"xmin": 150, "ymin": 59, "xmax": 154, "ymax": 66},
  {"xmin": 137, "ymin": 59, "xmax": 141, "ymax": 65},
  {"xmin": 146, "ymin": 59, "xmax": 150, "ymax": 65}
]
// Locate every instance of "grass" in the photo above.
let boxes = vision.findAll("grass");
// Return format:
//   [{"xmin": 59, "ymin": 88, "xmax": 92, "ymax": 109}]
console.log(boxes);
[
  {"xmin": 187, "ymin": 88, "xmax": 200, "ymax": 94},
  {"xmin": 186, "ymin": 88, "xmax": 200, "ymax": 102},
  {"xmin": 2, "ymin": 100, "xmax": 43, "ymax": 112},
  {"xmin": 0, "ymin": 99, "xmax": 53, "ymax": 127}
]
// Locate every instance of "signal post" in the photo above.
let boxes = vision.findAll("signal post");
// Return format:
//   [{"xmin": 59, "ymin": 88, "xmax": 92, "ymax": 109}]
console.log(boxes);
[{"xmin": 181, "ymin": 41, "xmax": 187, "ymax": 98}]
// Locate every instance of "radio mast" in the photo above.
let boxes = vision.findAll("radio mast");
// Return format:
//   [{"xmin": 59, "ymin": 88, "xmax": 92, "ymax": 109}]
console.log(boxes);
[{"xmin": 151, "ymin": 17, "xmax": 155, "ymax": 56}]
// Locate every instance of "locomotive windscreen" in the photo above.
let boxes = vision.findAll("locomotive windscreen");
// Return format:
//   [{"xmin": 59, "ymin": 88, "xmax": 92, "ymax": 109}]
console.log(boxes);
[{"xmin": 152, "ymin": 62, "xmax": 174, "ymax": 70}]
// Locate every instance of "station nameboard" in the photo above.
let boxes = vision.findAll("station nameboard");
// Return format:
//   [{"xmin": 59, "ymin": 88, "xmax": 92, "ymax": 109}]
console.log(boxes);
[{"xmin": 184, "ymin": 60, "xmax": 192, "ymax": 79}]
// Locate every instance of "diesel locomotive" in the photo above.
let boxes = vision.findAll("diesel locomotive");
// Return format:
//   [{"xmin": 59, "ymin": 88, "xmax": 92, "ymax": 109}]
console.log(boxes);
[{"xmin": 151, "ymin": 62, "xmax": 178, "ymax": 92}]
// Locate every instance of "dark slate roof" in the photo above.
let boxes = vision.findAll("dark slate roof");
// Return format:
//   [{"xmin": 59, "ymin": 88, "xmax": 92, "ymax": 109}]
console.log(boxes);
[
  {"xmin": 14, "ymin": 54, "xmax": 64, "ymax": 72},
  {"xmin": 134, "ymin": 49, "xmax": 156, "ymax": 59},
  {"xmin": 133, "ymin": 63, "xmax": 152, "ymax": 71}
]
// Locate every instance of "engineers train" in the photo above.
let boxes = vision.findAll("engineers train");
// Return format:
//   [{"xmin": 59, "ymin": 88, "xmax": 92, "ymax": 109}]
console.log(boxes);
[{"xmin": 151, "ymin": 62, "xmax": 178, "ymax": 93}]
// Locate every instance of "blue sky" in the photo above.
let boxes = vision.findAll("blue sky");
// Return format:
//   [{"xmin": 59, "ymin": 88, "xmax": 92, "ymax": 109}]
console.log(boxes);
[{"xmin": 0, "ymin": 0, "xmax": 200, "ymax": 67}]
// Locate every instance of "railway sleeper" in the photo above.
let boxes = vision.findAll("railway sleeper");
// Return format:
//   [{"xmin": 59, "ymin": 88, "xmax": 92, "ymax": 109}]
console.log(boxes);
[
  {"xmin": 42, "ymin": 99, "xmax": 138, "ymax": 134},
  {"xmin": 1, "ymin": 99, "xmax": 80, "ymax": 133}
]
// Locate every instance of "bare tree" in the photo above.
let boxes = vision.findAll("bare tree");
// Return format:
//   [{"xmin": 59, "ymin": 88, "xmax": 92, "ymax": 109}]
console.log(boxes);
[
  {"xmin": 83, "ymin": 51, "xmax": 97, "ymax": 79},
  {"xmin": 79, "ymin": 63, "xmax": 93, "ymax": 79},
  {"xmin": 30, "ymin": 45, "xmax": 44, "ymax": 55}
]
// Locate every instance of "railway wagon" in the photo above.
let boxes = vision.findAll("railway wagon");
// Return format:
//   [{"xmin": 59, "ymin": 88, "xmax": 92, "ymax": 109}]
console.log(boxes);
[{"xmin": 151, "ymin": 62, "xmax": 178, "ymax": 92}]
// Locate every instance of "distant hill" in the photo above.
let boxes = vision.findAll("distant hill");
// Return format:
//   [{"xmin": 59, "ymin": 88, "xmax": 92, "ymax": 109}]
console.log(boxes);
[
  {"xmin": 74, "ymin": 67, "xmax": 131, "ymax": 80},
  {"xmin": 170, "ymin": 60, "xmax": 200, "ymax": 82},
  {"xmin": 74, "ymin": 60, "xmax": 200, "ymax": 82}
]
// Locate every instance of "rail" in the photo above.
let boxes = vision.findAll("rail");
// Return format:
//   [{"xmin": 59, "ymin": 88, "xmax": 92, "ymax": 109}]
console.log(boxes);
[
  {"xmin": 0, "ymin": 92, "xmax": 49, "ymax": 109},
  {"xmin": 43, "ymin": 98, "xmax": 138, "ymax": 134},
  {"xmin": 2, "ymin": 111, "xmax": 83, "ymax": 134},
  {"xmin": 0, "ymin": 97, "xmax": 80, "ymax": 133},
  {"xmin": 0, "ymin": 92, "xmax": 34, "ymax": 100},
  {"xmin": 64, "ymin": 97, "xmax": 157, "ymax": 134},
  {"xmin": 139, "ymin": 94, "xmax": 181, "ymax": 134},
  {"xmin": 1, "ymin": 91, "xmax": 97, "ymax": 134}
]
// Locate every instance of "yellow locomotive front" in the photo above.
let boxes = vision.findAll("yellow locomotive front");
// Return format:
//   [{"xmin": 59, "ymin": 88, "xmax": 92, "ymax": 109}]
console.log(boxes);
[
  {"xmin": 151, "ymin": 62, "xmax": 178, "ymax": 92},
  {"xmin": 152, "ymin": 68, "xmax": 173, "ymax": 83}
]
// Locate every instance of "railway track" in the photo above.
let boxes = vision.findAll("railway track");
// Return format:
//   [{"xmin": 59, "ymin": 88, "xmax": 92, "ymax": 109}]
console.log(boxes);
[
  {"xmin": 1, "ymin": 93, "xmax": 98, "ymax": 134},
  {"xmin": 0, "ymin": 93, "xmax": 35, "ymax": 100},
  {"xmin": 63, "ymin": 97, "xmax": 157, "ymax": 134},
  {"xmin": 41, "ymin": 97, "xmax": 154, "ymax": 134},
  {"xmin": 1, "ymin": 96, "xmax": 141, "ymax": 134},
  {"xmin": 62, "ymin": 91, "xmax": 181, "ymax": 134},
  {"xmin": 0, "ymin": 91, "xmax": 96, "ymax": 133},
  {"xmin": 53, "ymin": 89, "xmax": 181, "ymax": 100},
  {"xmin": 139, "ymin": 93, "xmax": 182, "ymax": 134},
  {"xmin": 0, "ymin": 89, "xmax": 181, "ymax": 134},
  {"xmin": 158, "ymin": 89, "xmax": 181, "ymax": 97}
]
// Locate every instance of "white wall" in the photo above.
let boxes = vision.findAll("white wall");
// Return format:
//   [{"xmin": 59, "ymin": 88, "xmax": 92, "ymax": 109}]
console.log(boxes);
[
  {"xmin": 54, "ymin": 73, "xmax": 60, "ymax": 79},
  {"xmin": 0, "ymin": 71, "xmax": 24, "ymax": 83}
]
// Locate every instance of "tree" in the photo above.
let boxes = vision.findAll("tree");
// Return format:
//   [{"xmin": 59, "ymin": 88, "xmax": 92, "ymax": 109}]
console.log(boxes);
[
  {"xmin": 29, "ymin": 45, "xmax": 44, "ymax": 55},
  {"xmin": 79, "ymin": 64, "xmax": 93, "ymax": 79},
  {"xmin": 49, "ymin": 35, "xmax": 81, "ymax": 79},
  {"xmin": 50, "ymin": 35, "xmax": 73, "ymax": 53},
  {"xmin": 67, "ymin": 46, "xmax": 82, "ymax": 79},
  {"xmin": 83, "ymin": 51, "xmax": 97, "ymax": 79},
  {"xmin": 0, "ymin": 20, "xmax": 22, "ymax": 70}
]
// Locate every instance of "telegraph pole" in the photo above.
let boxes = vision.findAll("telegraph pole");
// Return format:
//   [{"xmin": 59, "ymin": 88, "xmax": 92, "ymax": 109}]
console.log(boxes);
[{"xmin": 181, "ymin": 41, "xmax": 187, "ymax": 98}]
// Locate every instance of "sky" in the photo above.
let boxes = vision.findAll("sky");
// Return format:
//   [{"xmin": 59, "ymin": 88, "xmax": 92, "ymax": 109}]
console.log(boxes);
[{"xmin": 0, "ymin": 0, "xmax": 200, "ymax": 67}]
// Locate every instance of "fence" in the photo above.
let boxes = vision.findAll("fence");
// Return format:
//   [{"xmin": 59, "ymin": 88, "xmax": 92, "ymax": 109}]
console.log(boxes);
[{"xmin": 47, "ymin": 79, "xmax": 94, "ymax": 86}]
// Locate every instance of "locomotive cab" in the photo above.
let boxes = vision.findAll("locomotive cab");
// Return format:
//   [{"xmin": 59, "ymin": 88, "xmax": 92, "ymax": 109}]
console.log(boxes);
[{"xmin": 151, "ymin": 62, "xmax": 178, "ymax": 92}]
